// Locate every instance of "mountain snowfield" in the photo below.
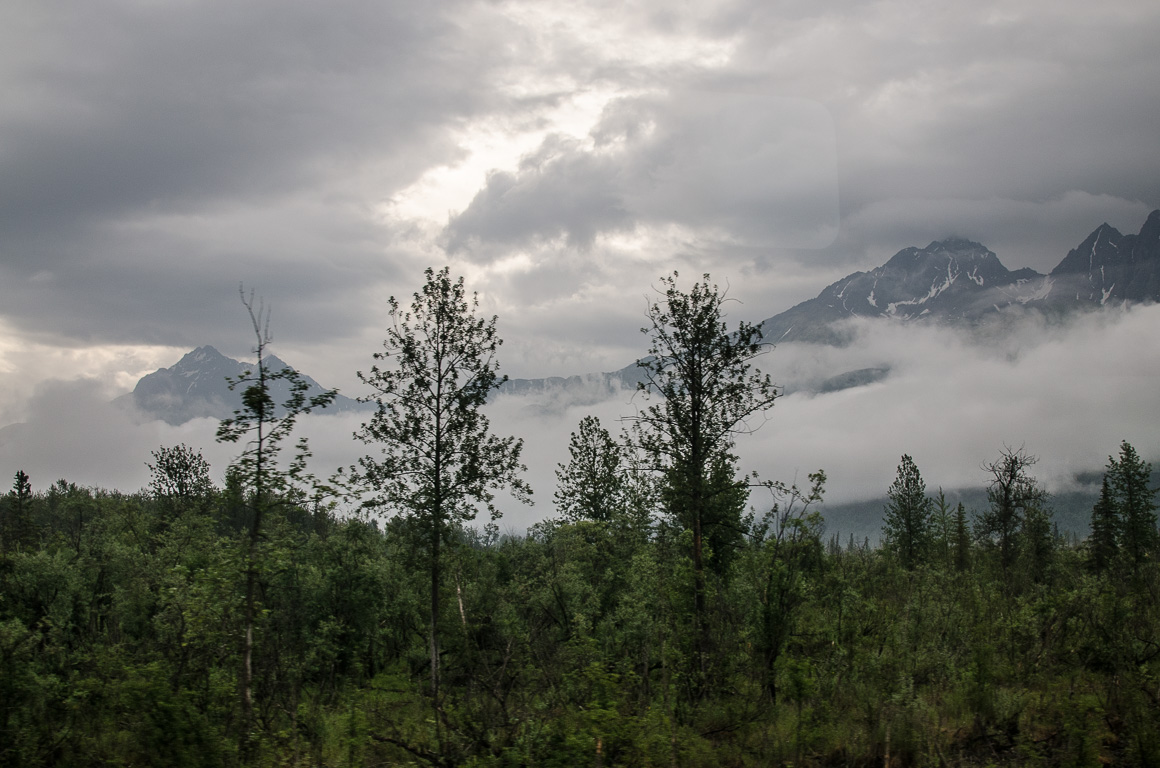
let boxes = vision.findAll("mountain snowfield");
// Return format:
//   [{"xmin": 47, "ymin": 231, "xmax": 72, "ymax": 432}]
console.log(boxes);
[{"xmin": 2, "ymin": 211, "xmax": 1158, "ymax": 529}]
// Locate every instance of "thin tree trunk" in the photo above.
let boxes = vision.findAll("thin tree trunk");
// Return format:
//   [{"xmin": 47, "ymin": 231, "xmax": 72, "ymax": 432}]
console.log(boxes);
[
  {"xmin": 243, "ymin": 570, "xmax": 255, "ymax": 718},
  {"xmin": 692, "ymin": 511, "xmax": 709, "ymax": 685},
  {"xmin": 241, "ymin": 492, "xmax": 263, "ymax": 762},
  {"xmin": 431, "ymin": 424, "xmax": 444, "ymax": 758},
  {"xmin": 430, "ymin": 530, "xmax": 440, "ymax": 700}
]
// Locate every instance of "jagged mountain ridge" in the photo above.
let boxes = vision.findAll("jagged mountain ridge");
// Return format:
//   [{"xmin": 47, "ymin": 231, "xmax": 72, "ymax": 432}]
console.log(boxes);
[
  {"xmin": 124, "ymin": 211, "xmax": 1160, "ymax": 424},
  {"xmin": 118, "ymin": 345, "xmax": 370, "ymax": 426},
  {"xmin": 1047, "ymin": 210, "xmax": 1160, "ymax": 305},
  {"xmin": 757, "ymin": 238, "xmax": 1048, "ymax": 345},
  {"xmin": 572, "ymin": 208, "xmax": 1160, "ymax": 390},
  {"xmin": 757, "ymin": 209, "xmax": 1160, "ymax": 345}
]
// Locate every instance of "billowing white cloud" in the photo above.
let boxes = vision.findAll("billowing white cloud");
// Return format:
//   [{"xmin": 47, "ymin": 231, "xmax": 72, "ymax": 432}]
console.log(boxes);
[{"xmin": 2, "ymin": 305, "xmax": 1156, "ymax": 533}]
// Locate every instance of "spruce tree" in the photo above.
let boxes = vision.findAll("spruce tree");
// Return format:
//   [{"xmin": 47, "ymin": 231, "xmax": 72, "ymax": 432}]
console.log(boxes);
[
  {"xmin": 1107, "ymin": 441, "xmax": 1158, "ymax": 565},
  {"xmin": 931, "ymin": 488, "xmax": 952, "ymax": 567},
  {"xmin": 554, "ymin": 415, "xmax": 624, "ymax": 523},
  {"xmin": 882, "ymin": 455, "xmax": 932, "ymax": 570},
  {"xmin": 1088, "ymin": 475, "xmax": 1119, "ymax": 573},
  {"xmin": 2, "ymin": 469, "xmax": 33, "ymax": 552},
  {"xmin": 1021, "ymin": 498, "xmax": 1055, "ymax": 584},
  {"xmin": 953, "ymin": 501, "xmax": 971, "ymax": 572}
]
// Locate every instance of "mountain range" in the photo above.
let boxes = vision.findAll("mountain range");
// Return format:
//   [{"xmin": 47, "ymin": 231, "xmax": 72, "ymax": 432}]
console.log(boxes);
[
  {"xmin": 123, "ymin": 210, "xmax": 1160, "ymax": 424},
  {"xmin": 756, "ymin": 209, "xmax": 1160, "ymax": 345},
  {"xmin": 117, "ymin": 346, "xmax": 370, "ymax": 426},
  {"xmin": 504, "ymin": 209, "xmax": 1160, "ymax": 396}
]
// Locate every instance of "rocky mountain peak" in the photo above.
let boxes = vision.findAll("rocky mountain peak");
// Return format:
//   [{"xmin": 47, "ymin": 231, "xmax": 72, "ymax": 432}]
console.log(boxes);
[
  {"xmin": 1138, "ymin": 209, "xmax": 1160, "ymax": 244},
  {"xmin": 1046, "ymin": 210, "xmax": 1160, "ymax": 304},
  {"xmin": 174, "ymin": 345, "xmax": 232, "ymax": 369},
  {"xmin": 120, "ymin": 346, "xmax": 367, "ymax": 425},
  {"xmin": 756, "ymin": 210, "xmax": 1160, "ymax": 345}
]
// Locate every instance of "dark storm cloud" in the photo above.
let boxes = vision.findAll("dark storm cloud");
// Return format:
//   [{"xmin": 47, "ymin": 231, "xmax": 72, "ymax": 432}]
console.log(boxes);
[
  {"xmin": 1, "ymin": 196, "xmax": 408, "ymax": 351},
  {"xmin": 720, "ymin": 0, "xmax": 1160, "ymax": 270},
  {"xmin": 0, "ymin": 0, "xmax": 508, "ymax": 343},
  {"xmin": 5, "ymin": 0, "xmax": 1158, "ymax": 357},
  {"xmin": 0, "ymin": 1, "xmax": 485, "ymax": 230}
]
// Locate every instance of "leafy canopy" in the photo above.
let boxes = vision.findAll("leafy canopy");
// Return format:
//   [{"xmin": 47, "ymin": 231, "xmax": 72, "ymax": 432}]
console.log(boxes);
[{"xmin": 354, "ymin": 266, "xmax": 530, "ymax": 527}]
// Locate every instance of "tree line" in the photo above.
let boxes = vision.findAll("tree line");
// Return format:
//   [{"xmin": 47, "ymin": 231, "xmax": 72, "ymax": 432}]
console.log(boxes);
[{"xmin": 1, "ymin": 269, "xmax": 1158, "ymax": 766}]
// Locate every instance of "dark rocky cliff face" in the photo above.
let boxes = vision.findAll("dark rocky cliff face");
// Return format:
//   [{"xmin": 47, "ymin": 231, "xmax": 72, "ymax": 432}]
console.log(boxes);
[{"xmin": 1047, "ymin": 210, "xmax": 1160, "ymax": 305}]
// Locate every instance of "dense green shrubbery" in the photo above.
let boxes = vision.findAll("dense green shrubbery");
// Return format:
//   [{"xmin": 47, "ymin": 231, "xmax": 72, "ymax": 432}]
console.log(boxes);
[{"xmin": 2, "ymin": 462, "xmax": 1158, "ymax": 767}]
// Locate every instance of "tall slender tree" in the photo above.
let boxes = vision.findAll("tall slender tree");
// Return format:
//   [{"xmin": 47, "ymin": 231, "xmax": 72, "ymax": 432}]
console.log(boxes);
[
  {"xmin": 1, "ymin": 470, "xmax": 33, "ymax": 553},
  {"xmin": 930, "ymin": 488, "xmax": 953, "ymax": 567},
  {"xmin": 215, "ymin": 286, "xmax": 336, "ymax": 761},
  {"xmin": 882, "ymin": 455, "xmax": 932, "ymax": 570},
  {"xmin": 1107, "ymin": 440, "xmax": 1158, "ymax": 565},
  {"xmin": 952, "ymin": 501, "xmax": 971, "ymax": 573},
  {"xmin": 1088, "ymin": 476, "xmax": 1119, "ymax": 573},
  {"xmin": 353, "ymin": 267, "xmax": 530, "ymax": 718},
  {"xmin": 1021, "ymin": 497, "xmax": 1055, "ymax": 584},
  {"xmin": 632, "ymin": 271, "xmax": 778, "ymax": 682}
]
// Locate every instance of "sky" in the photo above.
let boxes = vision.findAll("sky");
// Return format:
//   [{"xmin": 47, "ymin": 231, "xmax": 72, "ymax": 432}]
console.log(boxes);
[{"xmin": 2, "ymin": 0, "xmax": 1159, "ymax": 525}]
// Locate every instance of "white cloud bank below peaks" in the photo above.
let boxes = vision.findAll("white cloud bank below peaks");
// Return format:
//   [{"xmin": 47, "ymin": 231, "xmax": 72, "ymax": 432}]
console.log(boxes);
[{"xmin": 1, "ymin": 304, "xmax": 1156, "ymax": 533}]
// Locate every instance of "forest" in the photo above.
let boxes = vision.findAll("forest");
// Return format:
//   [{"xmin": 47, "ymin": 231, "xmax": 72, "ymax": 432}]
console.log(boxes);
[{"xmin": 1, "ymin": 270, "xmax": 1158, "ymax": 767}]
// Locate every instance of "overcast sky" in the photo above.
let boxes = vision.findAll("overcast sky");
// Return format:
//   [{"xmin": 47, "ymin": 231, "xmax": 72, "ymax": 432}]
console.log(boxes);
[{"xmin": 2, "ymin": 0, "xmax": 1159, "ymax": 519}]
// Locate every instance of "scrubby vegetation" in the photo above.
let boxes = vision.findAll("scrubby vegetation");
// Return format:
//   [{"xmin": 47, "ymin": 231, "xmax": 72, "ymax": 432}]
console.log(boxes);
[{"xmin": 3, "ymin": 453, "xmax": 1158, "ymax": 767}]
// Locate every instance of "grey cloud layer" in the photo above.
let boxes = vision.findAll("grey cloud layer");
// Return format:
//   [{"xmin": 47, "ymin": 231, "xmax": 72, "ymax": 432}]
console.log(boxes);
[
  {"xmin": 2, "ymin": 0, "xmax": 1160, "ymax": 354},
  {"xmin": 445, "ymin": 91, "xmax": 839, "ymax": 252},
  {"xmin": 0, "ymin": 0, "xmax": 504, "ymax": 346},
  {"xmin": 1, "ymin": 0, "xmax": 1159, "ymax": 475}
]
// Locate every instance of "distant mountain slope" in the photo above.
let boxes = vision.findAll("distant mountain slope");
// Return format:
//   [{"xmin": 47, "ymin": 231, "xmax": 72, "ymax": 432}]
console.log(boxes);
[
  {"xmin": 1046, "ymin": 209, "xmax": 1160, "ymax": 306},
  {"xmin": 756, "ymin": 209, "xmax": 1160, "ymax": 344},
  {"xmin": 757, "ymin": 238, "xmax": 1046, "ymax": 345},
  {"xmin": 119, "ymin": 345, "xmax": 369, "ymax": 426}
]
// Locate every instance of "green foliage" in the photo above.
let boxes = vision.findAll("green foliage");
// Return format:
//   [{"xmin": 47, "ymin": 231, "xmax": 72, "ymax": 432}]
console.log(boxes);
[
  {"xmin": 353, "ymin": 266, "xmax": 530, "ymax": 723},
  {"xmin": 2, "ymin": 461, "xmax": 1158, "ymax": 767},
  {"xmin": 147, "ymin": 444, "xmax": 214, "ymax": 509},
  {"xmin": 953, "ymin": 500, "xmax": 972, "ymax": 572},
  {"xmin": 882, "ymin": 454, "xmax": 932, "ymax": 570},
  {"xmin": 213, "ymin": 286, "xmax": 338, "ymax": 763},
  {"xmin": 1107, "ymin": 440, "xmax": 1159, "ymax": 566},
  {"xmin": 1, "ymin": 470, "xmax": 35, "ymax": 553},
  {"xmin": 553, "ymin": 415, "xmax": 625, "ymax": 524},
  {"xmin": 632, "ymin": 272, "xmax": 778, "ymax": 694},
  {"xmin": 354, "ymin": 267, "xmax": 530, "ymax": 527},
  {"xmin": 1088, "ymin": 475, "xmax": 1119, "ymax": 572},
  {"xmin": 977, "ymin": 446, "xmax": 1051, "ymax": 578},
  {"xmin": 4, "ymin": 274, "xmax": 1159, "ymax": 766}
]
